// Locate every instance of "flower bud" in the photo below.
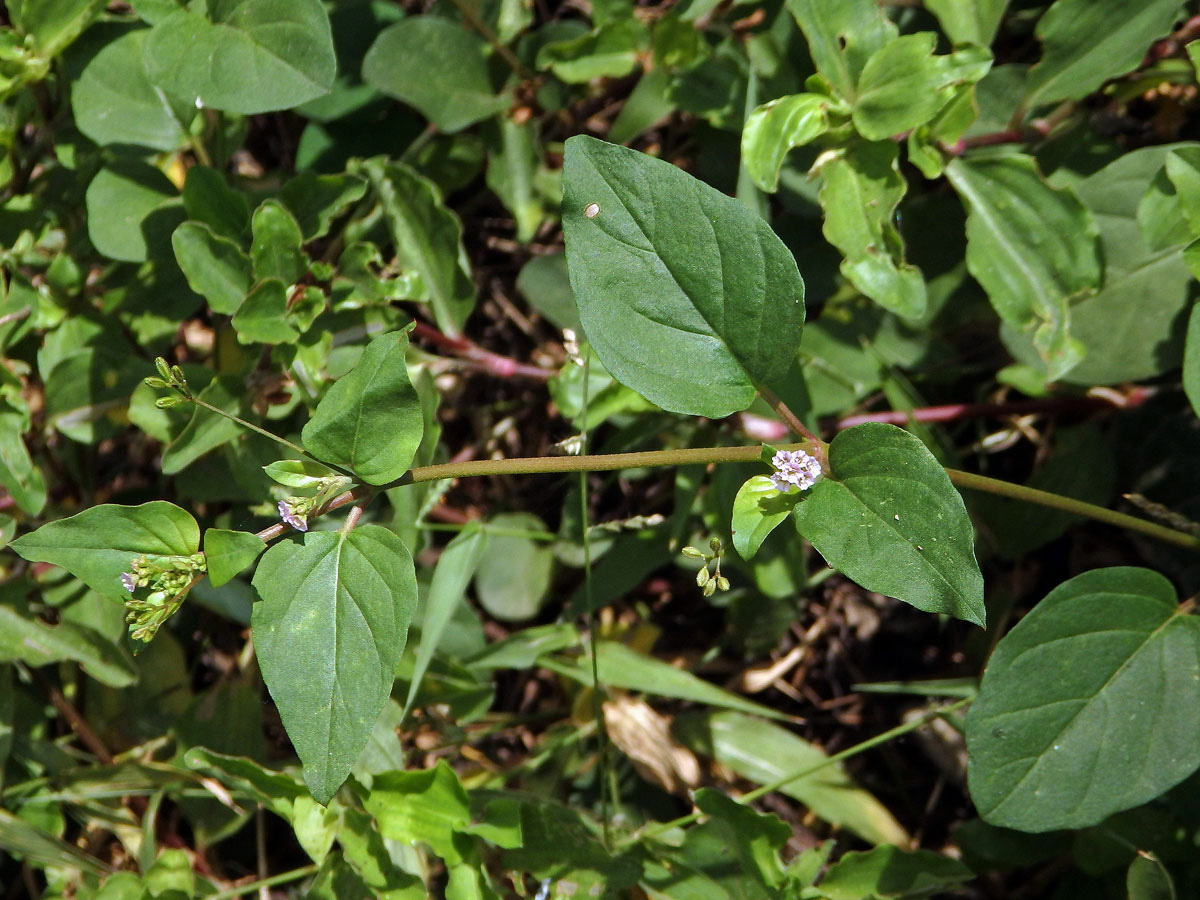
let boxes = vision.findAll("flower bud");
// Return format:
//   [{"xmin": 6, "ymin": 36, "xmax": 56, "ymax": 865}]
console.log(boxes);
[
  {"xmin": 155, "ymin": 396, "xmax": 183, "ymax": 409},
  {"xmin": 681, "ymin": 546, "xmax": 705, "ymax": 559},
  {"xmin": 702, "ymin": 579, "xmax": 717, "ymax": 597},
  {"xmin": 709, "ymin": 537, "xmax": 722, "ymax": 554},
  {"xmin": 696, "ymin": 566, "xmax": 710, "ymax": 587},
  {"xmin": 144, "ymin": 376, "xmax": 169, "ymax": 389},
  {"xmin": 715, "ymin": 576, "xmax": 730, "ymax": 592},
  {"xmin": 155, "ymin": 357, "xmax": 172, "ymax": 380}
]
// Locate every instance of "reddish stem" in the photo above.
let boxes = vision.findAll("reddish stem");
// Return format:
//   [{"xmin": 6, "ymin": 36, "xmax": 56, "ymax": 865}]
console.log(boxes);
[{"xmin": 411, "ymin": 321, "xmax": 550, "ymax": 381}]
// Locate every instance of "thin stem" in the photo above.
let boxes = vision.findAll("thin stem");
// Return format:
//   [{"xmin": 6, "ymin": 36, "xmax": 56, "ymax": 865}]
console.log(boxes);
[
  {"xmin": 207, "ymin": 865, "xmax": 319, "ymax": 900},
  {"xmin": 411, "ymin": 321, "xmax": 550, "ymax": 381},
  {"xmin": 0, "ymin": 305, "xmax": 31, "ymax": 329},
  {"xmin": 630, "ymin": 698, "xmax": 970, "ymax": 846},
  {"xmin": 947, "ymin": 469, "xmax": 1200, "ymax": 551},
  {"xmin": 756, "ymin": 384, "xmax": 827, "ymax": 467},
  {"xmin": 445, "ymin": 0, "xmax": 532, "ymax": 80}
]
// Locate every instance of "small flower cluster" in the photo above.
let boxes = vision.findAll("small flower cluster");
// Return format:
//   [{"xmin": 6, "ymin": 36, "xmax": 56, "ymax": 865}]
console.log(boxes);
[
  {"xmin": 120, "ymin": 552, "xmax": 207, "ymax": 642},
  {"xmin": 682, "ymin": 537, "xmax": 730, "ymax": 598},
  {"xmin": 276, "ymin": 475, "xmax": 353, "ymax": 532},
  {"xmin": 768, "ymin": 449, "xmax": 823, "ymax": 494},
  {"xmin": 143, "ymin": 357, "xmax": 193, "ymax": 409}
]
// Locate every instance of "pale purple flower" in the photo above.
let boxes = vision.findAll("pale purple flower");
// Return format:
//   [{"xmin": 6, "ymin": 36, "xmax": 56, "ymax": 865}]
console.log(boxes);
[
  {"xmin": 769, "ymin": 449, "xmax": 822, "ymax": 493},
  {"xmin": 120, "ymin": 572, "xmax": 137, "ymax": 593},
  {"xmin": 278, "ymin": 499, "xmax": 309, "ymax": 532}
]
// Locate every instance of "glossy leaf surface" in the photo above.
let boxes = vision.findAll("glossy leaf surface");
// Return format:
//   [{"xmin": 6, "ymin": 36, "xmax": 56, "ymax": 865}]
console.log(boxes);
[
  {"xmin": 784, "ymin": 0, "xmax": 897, "ymax": 101},
  {"xmin": 741, "ymin": 93, "xmax": 836, "ymax": 193},
  {"xmin": 203, "ymin": 528, "xmax": 266, "ymax": 588},
  {"xmin": 252, "ymin": 526, "xmax": 417, "ymax": 803},
  {"xmin": 793, "ymin": 424, "xmax": 984, "ymax": 626},
  {"xmin": 966, "ymin": 568, "xmax": 1200, "ymax": 831},
  {"xmin": 172, "ymin": 222, "xmax": 253, "ymax": 316},
  {"xmin": 562, "ymin": 135, "xmax": 805, "ymax": 418}
]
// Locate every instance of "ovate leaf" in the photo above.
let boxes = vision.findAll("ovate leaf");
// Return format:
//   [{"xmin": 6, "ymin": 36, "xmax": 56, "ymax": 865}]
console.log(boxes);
[
  {"xmin": 86, "ymin": 161, "xmax": 182, "ymax": 262},
  {"xmin": 71, "ymin": 26, "xmax": 189, "ymax": 150},
  {"xmin": 231, "ymin": 279, "xmax": 299, "ymax": 345},
  {"xmin": 279, "ymin": 173, "xmax": 367, "ymax": 241},
  {"xmin": 144, "ymin": 0, "xmax": 336, "ymax": 114},
  {"xmin": 0, "ymin": 405, "xmax": 46, "ymax": 515},
  {"xmin": 562, "ymin": 135, "xmax": 805, "ymax": 419},
  {"xmin": 731, "ymin": 475, "xmax": 800, "ymax": 560},
  {"xmin": 817, "ymin": 846, "xmax": 973, "ymax": 899},
  {"xmin": 741, "ymin": 93, "xmax": 839, "ymax": 193},
  {"xmin": 252, "ymin": 526, "xmax": 417, "ymax": 803},
  {"xmin": 792, "ymin": 423, "xmax": 984, "ymax": 626},
  {"xmin": 819, "ymin": 141, "xmax": 926, "ymax": 318},
  {"xmin": 925, "ymin": 0, "xmax": 1008, "ymax": 45},
  {"xmin": 8, "ymin": 0, "xmax": 105, "ymax": 58},
  {"xmin": 302, "ymin": 330, "xmax": 423, "ymax": 485},
  {"xmin": 250, "ymin": 200, "xmax": 307, "ymax": 285},
  {"xmin": 10, "ymin": 502, "xmax": 200, "ymax": 600},
  {"xmin": 947, "ymin": 153, "xmax": 1099, "ymax": 380},
  {"xmin": 363, "ymin": 760, "xmax": 470, "ymax": 863},
  {"xmin": 852, "ymin": 34, "xmax": 991, "ymax": 141},
  {"xmin": 966, "ymin": 567, "xmax": 1200, "ymax": 832},
  {"xmin": 362, "ymin": 17, "xmax": 507, "ymax": 132},
  {"xmin": 203, "ymin": 528, "xmax": 266, "ymax": 588},
  {"xmin": 1025, "ymin": 0, "xmax": 1184, "ymax": 107},
  {"xmin": 172, "ymin": 222, "xmax": 252, "ymax": 315}
]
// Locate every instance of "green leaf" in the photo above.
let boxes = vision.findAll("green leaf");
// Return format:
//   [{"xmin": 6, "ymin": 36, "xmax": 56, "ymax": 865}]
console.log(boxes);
[
  {"xmin": 562, "ymin": 135, "xmax": 805, "ymax": 419},
  {"xmin": 279, "ymin": 173, "xmax": 367, "ymax": 242},
  {"xmin": 251, "ymin": 525, "xmax": 417, "ymax": 803},
  {"xmin": 852, "ymin": 34, "xmax": 991, "ymax": 141},
  {"xmin": 71, "ymin": 27, "xmax": 189, "ymax": 150},
  {"xmin": 793, "ymin": 423, "xmax": 984, "ymax": 626},
  {"xmin": 203, "ymin": 528, "xmax": 266, "ymax": 588},
  {"xmin": 404, "ymin": 523, "xmax": 488, "ymax": 720},
  {"xmin": 183, "ymin": 747, "xmax": 306, "ymax": 819},
  {"xmin": 357, "ymin": 158, "xmax": 476, "ymax": 335},
  {"xmin": 0, "ymin": 405, "xmax": 46, "ymax": 515},
  {"xmin": 161, "ymin": 376, "xmax": 245, "ymax": 474},
  {"xmin": 301, "ymin": 330, "xmax": 423, "ymax": 485},
  {"xmin": 86, "ymin": 161, "xmax": 183, "ymax": 262},
  {"xmin": 1164, "ymin": 146, "xmax": 1200, "ymax": 237},
  {"xmin": 181, "ymin": 165, "xmax": 250, "ymax": 241},
  {"xmin": 1128, "ymin": 854, "xmax": 1177, "ymax": 900},
  {"xmin": 0, "ymin": 586, "xmax": 137, "ymax": 687},
  {"xmin": 925, "ymin": 0, "xmax": 1008, "ymax": 45},
  {"xmin": 231, "ymin": 279, "xmax": 300, "ymax": 345},
  {"xmin": 819, "ymin": 141, "xmax": 926, "ymax": 318},
  {"xmin": 966, "ymin": 567, "xmax": 1200, "ymax": 832},
  {"xmin": 250, "ymin": 199, "xmax": 307, "ymax": 285},
  {"xmin": 784, "ymin": 0, "xmax": 897, "ymax": 101},
  {"xmin": 946, "ymin": 153, "xmax": 1098, "ymax": 380},
  {"xmin": 731, "ymin": 475, "xmax": 800, "ymax": 560},
  {"xmin": 144, "ymin": 0, "xmax": 336, "ymax": 114},
  {"xmin": 741, "ymin": 93, "xmax": 838, "ymax": 193},
  {"xmin": 0, "ymin": 808, "xmax": 111, "ymax": 877},
  {"xmin": 674, "ymin": 710, "xmax": 909, "ymax": 845},
  {"xmin": 536, "ymin": 19, "xmax": 646, "ymax": 83},
  {"xmin": 11, "ymin": 501, "xmax": 200, "ymax": 600},
  {"xmin": 474, "ymin": 513, "xmax": 553, "ymax": 622},
  {"xmin": 362, "ymin": 17, "xmax": 507, "ymax": 132},
  {"xmin": 262, "ymin": 458, "xmax": 338, "ymax": 489},
  {"xmin": 363, "ymin": 759, "xmax": 470, "ymax": 863},
  {"xmin": 1025, "ymin": 0, "xmax": 1185, "ymax": 107},
  {"xmin": 816, "ymin": 846, "xmax": 973, "ymax": 899},
  {"xmin": 1185, "ymin": 304, "xmax": 1200, "ymax": 418},
  {"xmin": 172, "ymin": 222, "xmax": 252, "ymax": 315},
  {"xmin": 8, "ymin": 0, "xmax": 105, "ymax": 58},
  {"xmin": 486, "ymin": 119, "xmax": 547, "ymax": 244}
]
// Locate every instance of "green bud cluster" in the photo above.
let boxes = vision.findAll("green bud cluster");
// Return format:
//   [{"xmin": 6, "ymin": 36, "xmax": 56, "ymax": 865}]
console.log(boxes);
[
  {"xmin": 121, "ymin": 552, "xmax": 207, "ymax": 642},
  {"xmin": 144, "ymin": 357, "xmax": 193, "ymax": 409},
  {"xmin": 681, "ymin": 537, "xmax": 731, "ymax": 597}
]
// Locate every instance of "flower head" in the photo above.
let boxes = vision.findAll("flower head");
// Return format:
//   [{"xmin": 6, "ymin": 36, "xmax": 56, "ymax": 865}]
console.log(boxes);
[
  {"xmin": 769, "ymin": 449, "xmax": 822, "ymax": 493},
  {"xmin": 120, "ymin": 571, "xmax": 137, "ymax": 593},
  {"xmin": 278, "ymin": 498, "xmax": 312, "ymax": 532}
]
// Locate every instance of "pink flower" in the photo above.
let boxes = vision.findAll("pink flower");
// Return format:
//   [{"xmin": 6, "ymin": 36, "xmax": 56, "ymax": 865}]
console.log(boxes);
[{"xmin": 769, "ymin": 449, "xmax": 822, "ymax": 493}]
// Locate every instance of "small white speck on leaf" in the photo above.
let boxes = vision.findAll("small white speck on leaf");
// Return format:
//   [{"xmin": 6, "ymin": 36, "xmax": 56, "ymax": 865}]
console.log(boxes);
[{"xmin": 584, "ymin": 202, "xmax": 600, "ymax": 218}]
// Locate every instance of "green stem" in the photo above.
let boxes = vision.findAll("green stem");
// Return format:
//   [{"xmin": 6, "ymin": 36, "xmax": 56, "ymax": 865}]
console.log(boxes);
[
  {"xmin": 207, "ymin": 865, "xmax": 319, "ymax": 900},
  {"xmin": 629, "ymin": 697, "xmax": 971, "ymax": 847},
  {"xmin": 946, "ymin": 469, "xmax": 1200, "ymax": 552},
  {"xmin": 756, "ymin": 383, "xmax": 826, "ymax": 462}
]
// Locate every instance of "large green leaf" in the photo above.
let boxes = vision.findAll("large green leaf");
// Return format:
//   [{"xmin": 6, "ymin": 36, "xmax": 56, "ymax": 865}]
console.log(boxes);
[
  {"xmin": 8, "ymin": 0, "xmax": 105, "ymax": 57},
  {"xmin": 784, "ymin": 0, "xmax": 897, "ymax": 101},
  {"xmin": 924, "ymin": 0, "xmax": 1008, "ymax": 45},
  {"xmin": 852, "ymin": 34, "xmax": 991, "ymax": 141},
  {"xmin": 792, "ymin": 423, "xmax": 984, "ymax": 626},
  {"xmin": 0, "ymin": 405, "xmax": 46, "ymax": 515},
  {"xmin": 86, "ymin": 161, "xmax": 183, "ymax": 262},
  {"xmin": 562, "ymin": 135, "xmax": 805, "ymax": 418},
  {"xmin": 819, "ymin": 141, "xmax": 926, "ymax": 319},
  {"xmin": 1025, "ymin": 0, "xmax": 1184, "ymax": 107},
  {"xmin": 357, "ymin": 158, "xmax": 476, "ymax": 335},
  {"xmin": 363, "ymin": 760, "xmax": 469, "ymax": 863},
  {"xmin": 741, "ymin": 93, "xmax": 839, "ymax": 193},
  {"xmin": 301, "ymin": 330, "xmax": 423, "ymax": 485},
  {"xmin": 144, "ymin": 0, "xmax": 336, "ymax": 114},
  {"xmin": 10, "ymin": 502, "xmax": 200, "ymax": 600},
  {"xmin": 946, "ymin": 153, "xmax": 1099, "ymax": 380},
  {"xmin": 71, "ymin": 27, "xmax": 189, "ymax": 150},
  {"xmin": 1009, "ymin": 145, "xmax": 1196, "ymax": 385},
  {"xmin": 966, "ymin": 567, "xmax": 1200, "ymax": 832},
  {"xmin": 172, "ymin": 222, "xmax": 252, "ymax": 315},
  {"xmin": 474, "ymin": 513, "xmax": 553, "ymax": 622},
  {"xmin": 251, "ymin": 526, "xmax": 417, "ymax": 803},
  {"xmin": 361, "ymin": 17, "xmax": 507, "ymax": 133},
  {"xmin": 674, "ymin": 710, "xmax": 908, "ymax": 846}
]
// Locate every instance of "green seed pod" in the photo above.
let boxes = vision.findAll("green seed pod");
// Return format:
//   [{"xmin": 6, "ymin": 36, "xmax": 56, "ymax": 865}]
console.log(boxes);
[
  {"xmin": 702, "ymin": 579, "xmax": 717, "ymax": 597},
  {"xmin": 155, "ymin": 357, "xmax": 172, "ymax": 380},
  {"xmin": 696, "ymin": 566, "xmax": 710, "ymax": 587},
  {"xmin": 155, "ymin": 396, "xmax": 183, "ymax": 409},
  {"xmin": 715, "ymin": 576, "xmax": 730, "ymax": 592},
  {"xmin": 709, "ymin": 536, "xmax": 723, "ymax": 554},
  {"xmin": 144, "ymin": 376, "xmax": 169, "ymax": 389},
  {"xmin": 681, "ymin": 546, "xmax": 705, "ymax": 559}
]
